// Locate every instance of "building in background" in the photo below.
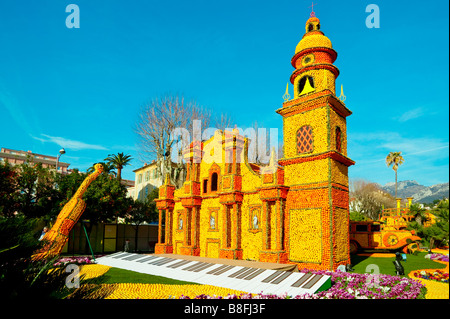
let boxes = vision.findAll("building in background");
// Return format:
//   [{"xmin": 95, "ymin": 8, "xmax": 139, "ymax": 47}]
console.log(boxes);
[
  {"xmin": 0, "ymin": 147, "xmax": 70, "ymax": 173},
  {"xmin": 132, "ymin": 160, "xmax": 162, "ymax": 201}
]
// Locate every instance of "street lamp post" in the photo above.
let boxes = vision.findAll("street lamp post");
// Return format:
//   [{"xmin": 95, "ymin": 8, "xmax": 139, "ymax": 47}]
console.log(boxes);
[{"xmin": 56, "ymin": 148, "xmax": 66, "ymax": 173}]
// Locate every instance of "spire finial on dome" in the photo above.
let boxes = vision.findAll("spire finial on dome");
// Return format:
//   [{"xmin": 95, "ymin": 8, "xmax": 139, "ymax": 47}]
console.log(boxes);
[{"xmin": 309, "ymin": 2, "xmax": 317, "ymax": 17}]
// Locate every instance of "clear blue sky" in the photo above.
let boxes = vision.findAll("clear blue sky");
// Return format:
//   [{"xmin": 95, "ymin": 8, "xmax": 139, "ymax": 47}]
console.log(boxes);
[{"xmin": 0, "ymin": 0, "xmax": 448, "ymax": 186}]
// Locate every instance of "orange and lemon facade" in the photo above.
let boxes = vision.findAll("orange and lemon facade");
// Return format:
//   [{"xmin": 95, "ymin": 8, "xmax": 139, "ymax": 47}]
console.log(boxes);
[{"xmin": 155, "ymin": 14, "xmax": 355, "ymax": 271}]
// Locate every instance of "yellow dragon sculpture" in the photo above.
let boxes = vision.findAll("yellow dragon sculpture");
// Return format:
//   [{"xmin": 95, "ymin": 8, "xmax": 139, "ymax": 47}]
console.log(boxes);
[{"xmin": 32, "ymin": 163, "xmax": 104, "ymax": 260}]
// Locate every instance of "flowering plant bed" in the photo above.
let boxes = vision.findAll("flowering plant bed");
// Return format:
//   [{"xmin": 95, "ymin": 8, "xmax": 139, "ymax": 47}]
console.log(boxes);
[
  {"xmin": 425, "ymin": 253, "xmax": 449, "ymax": 262},
  {"xmin": 179, "ymin": 269, "xmax": 426, "ymax": 299},
  {"xmin": 412, "ymin": 270, "xmax": 449, "ymax": 283},
  {"xmin": 53, "ymin": 256, "xmax": 94, "ymax": 267}
]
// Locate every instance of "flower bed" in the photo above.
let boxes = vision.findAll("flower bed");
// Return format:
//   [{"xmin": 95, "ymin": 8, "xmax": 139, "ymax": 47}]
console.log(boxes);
[
  {"xmin": 180, "ymin": 269, "xmax": 426, "ymax": 299},
  {"xmin": 412, "ymin": 270, "xmax": 449, "ymax": 283},
  {"xmin": 425, "ymin": 253, "xmax": 449, "ymax": 263},
  {"xmin": 67, "ymin": 264, "xmax": 426, "ymax": 299},
  {"xmin": 53, "ymin": 256, "xmax": 94, "ymax": 267}
]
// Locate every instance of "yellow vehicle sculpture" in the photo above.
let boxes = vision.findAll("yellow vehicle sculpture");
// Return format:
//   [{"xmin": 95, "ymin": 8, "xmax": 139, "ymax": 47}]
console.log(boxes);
[{"xmin": 349, "ymin": 205, "xmax": 421, "ymax": 254}]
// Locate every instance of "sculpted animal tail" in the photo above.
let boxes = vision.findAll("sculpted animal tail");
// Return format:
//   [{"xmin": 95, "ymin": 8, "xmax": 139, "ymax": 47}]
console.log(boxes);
[{"xmin": 32, "ymin": 163, "xmax": 104, "ymax": 261}]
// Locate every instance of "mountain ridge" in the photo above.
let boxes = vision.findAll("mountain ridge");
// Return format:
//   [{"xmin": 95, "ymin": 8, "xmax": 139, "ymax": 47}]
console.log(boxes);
[{"xmin": 378, "ymin": 180, "xmax": 449, "ymax": 204}]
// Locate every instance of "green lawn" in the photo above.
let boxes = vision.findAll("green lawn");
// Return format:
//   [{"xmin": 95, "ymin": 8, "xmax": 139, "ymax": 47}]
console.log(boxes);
[
  {"xmin": 94, "ymin": 267, "xmax": 199, "ymax": 285},
  {"xmin": 350, "ymin": 252, "xmax": 447, "ymax": 277}
]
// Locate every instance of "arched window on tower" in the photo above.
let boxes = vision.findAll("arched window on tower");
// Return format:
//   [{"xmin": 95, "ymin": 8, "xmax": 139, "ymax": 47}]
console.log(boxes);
[
  {"xmin": 296, "ymin": 125, "xmax": 313, "ymax": 154},
  {"xmin": 336, "ymin": 127, "xmax": 342, "ymax": 153},
  {"xmin": 298, "ymin": 76, "xmax": 315, "ymax": 96},
  {"xmin": 308, "ymin": 23, "xmax": 314, "ymax": 32},
  {"xmin": 211, "ymin": 172, "xmax": 218, "ymax": 192}
]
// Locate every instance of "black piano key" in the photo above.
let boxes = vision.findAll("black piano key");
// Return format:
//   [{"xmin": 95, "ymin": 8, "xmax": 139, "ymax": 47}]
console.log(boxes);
[
  {"xmin": 146, "ymin": 256, "xmax": 162, "ymax": 264},
  {"xmin": 149, "ymin": 257, "xmax": 168, "ymax": 265},
  {"xmin": 182, "ymin": 262, "xmax": 204, "ymax": 271},
  {"xmin": 168, "ymin": 260, "xmax": 191, "ymax": 269},
  {"xmin": 271, "ymin": 271, "xmax": 292, "ymax": 284},
  {"xmin": 154, "ymin": 258, "xmax": 175, "ymax": 266},
  {"xmin": 193, "ymin": 263, "xmax": 215, "ymax": 272},
  {"xmin": 261, "ymin": 271, "xmax": 283, "ymax": 283},
  {"xmin": 206, "ymin": 264, "xmax": 228, "ymax": 274},
  {"xmin": 228, "ymin": 267, "xmax": 250, "ymax": 278},
  {"xmin": 188, "ymin": 262, "xmax": 209, "ymax": 272},
  {"xmin": 302, "ymin": 274, "xmax": 323, "ymax": 289},
  {"xmin": 244, "ymin": 268, "xmax": 266, "ymax": 280},
  {"xmin": 291, "ymin": 273, "xmax": 313, "ymax": 287},
  {"xmin": 136, "ymin": 256, "xmax": 157, "ymax": 263},
  {"xmin": 112, "ymin": 252, "xmax": 130, "ymax": 259},
  {"xmin": 235, "ymin": 268, "xmax": 259, "ymax": 279},
  {"xmin": 213, "ymin": 265, "xmax": 235, "ymax": 275},
  {"xmin": 123, "ymin": 254, "xmax": 144, "ymax": 261}
]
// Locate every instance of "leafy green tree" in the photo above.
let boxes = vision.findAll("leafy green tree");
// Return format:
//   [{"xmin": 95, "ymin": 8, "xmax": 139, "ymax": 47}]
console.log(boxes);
[
  {"xmin": 1, "ymin": 161, "xmax": 58, "ymax": 219},
  {"xmin": 349, "ymin": 211, "xmax": 368, "ymax": 221},
  {"xmin": 426, "ymin": 199, "xmax": 449, "ymax": 249},
  {"xmin": 0, "ymin": 160, "xmax": 132, "ymax": 254},
  {"xmin": 82, "ymin": 172, "xmax": 132, "ymax": 252},
  {"xmin": 123, "ymin": 188, "xmax": 159, "ymax": 252},
  {"xmin": 409, "ymin": 203, "xmax": 429, "ymax": 226},
  {"xmin": 385, "ymin": 151, "xmax": 405, "ymax": 199},
  {"xmin": 53, "ymin": 167, "xmax": 132, "ymax": 253},
  {"xmin": 0, "ymin": 216, "xmax": 99, "ymax": 299},
  {"xmin": 0, "ymin": 161, "xmax": 19, "ymax": 218},
  {"xmin": 125, "ymin": 200, "xmax": 152, "ymax": 252},
  {"xmin": 87, "ymin": 162, "xmax": 116, "ymax": 176},
  {"xmin": 146, "ymin": 186, "xmax": 159, "ymax": 222},
  {"xmin": 104, "ymin": 152, "xmax": 133, "ymax": 181},
  {"xmin": 408, "ymin": 199, "xmax": 449, "ymax": 250}
]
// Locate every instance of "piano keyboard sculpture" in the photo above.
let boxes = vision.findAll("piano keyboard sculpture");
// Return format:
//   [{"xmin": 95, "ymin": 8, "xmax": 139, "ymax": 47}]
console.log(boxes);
[{"xmin": 96, "ymin": 252, "xmax": 332, "ymax": 297}]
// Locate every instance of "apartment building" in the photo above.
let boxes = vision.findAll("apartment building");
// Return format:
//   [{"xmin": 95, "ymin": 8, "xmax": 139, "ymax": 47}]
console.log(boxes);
[{"xmin": 0, "ymin": 147, "xmax": 70, "ymax": 173}]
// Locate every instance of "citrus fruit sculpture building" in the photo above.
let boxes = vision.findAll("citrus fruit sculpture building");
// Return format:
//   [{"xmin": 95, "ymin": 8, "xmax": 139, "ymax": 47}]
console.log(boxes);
[{"xmin": 155, "ymin": 13, "xmax": 355, "ymax": 271}]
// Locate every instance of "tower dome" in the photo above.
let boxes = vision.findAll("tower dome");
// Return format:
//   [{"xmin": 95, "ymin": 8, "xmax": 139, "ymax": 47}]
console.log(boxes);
[
  {"xmin": 286, "ymin": 14, "xmax": 340, "ymax": 98},
  {"xmin": 295, "ymin": 16, "xmax": 333, "ymax": 54}
]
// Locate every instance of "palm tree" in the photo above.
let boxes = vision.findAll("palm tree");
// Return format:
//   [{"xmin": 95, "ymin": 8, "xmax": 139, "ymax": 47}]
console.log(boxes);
[
  {"xmin": 409, "ymin": 203, "xmax": 429, "ymax": 226},
  {"xmin": 104, "ymin": 153, "xmax": 133, "ymax": 181},
  {"xmin": 385, "ymin": 152, "xmax": 405, "ymax": 199},
  {"xmin": 87, "ymin": 162, "xmax": 116, "ymax": 176}
]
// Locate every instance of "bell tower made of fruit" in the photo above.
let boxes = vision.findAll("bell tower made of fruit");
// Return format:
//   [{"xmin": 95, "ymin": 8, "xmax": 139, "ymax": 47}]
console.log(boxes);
[{"xmin": 276, "ymin": 11, "xmax": 355, "ymax": 271}]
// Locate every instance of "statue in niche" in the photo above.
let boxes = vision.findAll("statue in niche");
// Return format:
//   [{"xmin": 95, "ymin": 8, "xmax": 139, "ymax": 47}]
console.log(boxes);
[
  {"xmin": 178, "ymin": 216, "xmax": 183, "ymax": 230},
  {"xmin": 253, "ymin": 212, "xmax": 259, "ymax": 229},
  {"xmin": 210, "ymin": 213, "xmax": 215, "ymax": 229}
]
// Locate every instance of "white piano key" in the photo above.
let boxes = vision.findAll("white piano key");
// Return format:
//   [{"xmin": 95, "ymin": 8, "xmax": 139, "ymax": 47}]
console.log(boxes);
[
  {"xmin": 243, "ymin": 270, "xmax": 304, "ymax": 295},
  {"xmin": 269, "ymin": 272, "xmax": 310, "ymax": 296},
  {"xmin": 230, "ymin": 268, "xmax": 271, "ymax": 292},
  {"xmin": 206, "ymin": 266, "xmax": 259, "ymax": 290},
  {"xmin": 192, "ymin": 265, "xmax": 247, "ymax": 287},
  {"xmin": 232, "ymin": 269, "xmax": 282, "ymax": 293},
  {"xmin": 297, "ymin": 274, "xmax": 331, "ymax": 296},
  {"xmin": 260, "ymin": 271, "xmax": 299, "ymax": 295},
  {"xmin": 166, "ymin": 261, "xmax": 219, "ymax": 281}
]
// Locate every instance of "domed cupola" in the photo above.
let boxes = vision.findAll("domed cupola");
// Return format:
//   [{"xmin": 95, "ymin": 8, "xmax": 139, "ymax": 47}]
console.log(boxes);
[{"xmin": 289, "ymin": 12, "xmax": 340, "ymax": 98}]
